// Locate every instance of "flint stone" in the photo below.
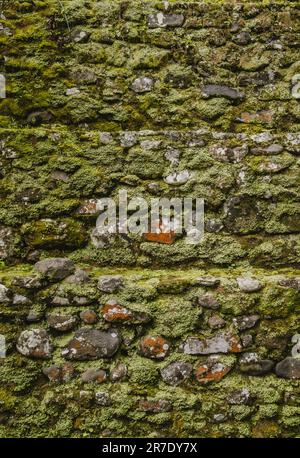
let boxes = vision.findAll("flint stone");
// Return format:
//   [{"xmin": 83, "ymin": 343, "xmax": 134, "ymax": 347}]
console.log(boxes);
[
  {"xmin": 233, "ymin": 315, "xmax": 260, "ymax": 331},
  {"xmin": 275, "ymin": 357, "xmax": 300, "ymax": 379},
  {"xmin": 17, "ymin": 329, "xmax": 53, "ymax": 358},
  {"xmin": 236, "ymin": 277, "xmax": 262, "ymax": 292},
  {"xmin": 62, "ymin": 328, "xmax": 121, "ymax": 360},
  {"xmin": 202, "ymin": 84, "xmax": 244, "ymax": 101},
  {"xmin": 97, "ymin": 275, "xmax": 123, "ymax": 293},
  {"xmin": 160, "ymin": 361, "xmax": 193, "ymax": 386},
  {"xmin": 181, "ymin": 332, "xmax": 242, "ymax": 355},
  {"xmin": 148, "ymin": 13, "xmax": 184, "ymax": 28},
  {"xmin": 35, "ymin": 258, "xmax": 75, "ymax": 281},
  {"xmin": 131, "ymin": 77, "xmax": 154, "ymax": 93}
]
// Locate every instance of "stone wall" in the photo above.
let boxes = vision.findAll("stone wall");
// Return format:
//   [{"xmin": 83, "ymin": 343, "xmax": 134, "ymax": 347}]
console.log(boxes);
[{"xmin": 0, "ymin": 0, "xmax": 299, "ymax": 438}]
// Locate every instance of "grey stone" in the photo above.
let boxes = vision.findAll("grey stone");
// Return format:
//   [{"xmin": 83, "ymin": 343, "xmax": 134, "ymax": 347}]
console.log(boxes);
[
  {"xmin": 239, "ymin": 352, "xmax": 274, "ymax": 375},
  {"xmin": 65, "ymin": 268, "xmax": 90, "ymax": 284},
  {"xmin": 208, "ymin": 314, "xmax": 226, "ymax": 329},
  {"xmin": 241, "ymin": 334, "xmax": 253, "ymax": 348},
  {"xmin": 52, "ymin": 296, "xmax": 70, "ymax": 306},
  {"xmin": 181, "ymin": 332, "xmax": 242, "ymax": 355},
  {"xmin": 13, "ymin": 294, "xmax": 31, "ymax": 306},
  {"xmin": 119, "ymin": 131, "xmax": 138, "ymax": 147},
  {"xmin": 147, "ymin": 13, "xmax": 184, "ymax": 28},
  {"xmin": 0, "ymin": 226, "xmax": 14, "ymax": 259},
  {"xmin": 95, "ymin": 391, "xmax": 111, "ymax": 406},
  {"xmin": 202, "ymin": 84, "xmax": 244, "ymax": 101},
  {"xmin": 195, "ymin": 277, "xmax": 220, "ymax": 287},
  {"xmin": 227, "ymin": 389, "xmax": 252, "ymax": 405},
  {"xmin": 99, "ymin": 132, "xmax": 114, "ymax": 144},
  {"xmin": 110, "ymin": 362, "xmax": 128, "ymax": 382},
  {"xmin": 265, "ymin": 144, "xmax": 284, "ymax": 154},
  {"xmin": 233, "ymin": 315, "xmax": 260, "ymax": 331},
  {"xmin": 17, "ymin": 329, "xmax": 53, "ymax": 359},
  {"xmin": 205, "ymin": 219, "xmax": 224, "ymax": 233},
  {"xmin": 164, "ymin": 148, "xmax": 181, "ymax": 166},
  {"xmin": 160, "ymin": 361, "xmax": 193, "ymax": 386},
  {"xmin": 12, "ymin": 275, "xmax": 42, "ymax": 289},
  {"xmin": 35, "ymin": 258, "xmax": 75, "ymax": 281},
  {"xmin": 26, "ymin": 310, "xmax": 44, "ymax": 322},
  {"xmin": 97, "ymin": 275, "xmax": 123, "ymax": 293},
  {"xmin": 164, "ymin": 170, "xmax": 190, "ymax": 185},
  {"xmin": 197, "ymin": 293, "xmax": 219, "ymax": 310},
  {"xmin": 131, "ymin": 77, "xmax": 154, "ymax": 93},
  {"xmin": 0, "ymin": 283, "xmax": 10, "ymax": 303},
  {"xmin": 27, "ymin": 111, "xmax": 52, "ymax": 125},
  {"xmin": 47, "ymin": 314, "xmax": 78, "ymax": 332},
  {"xmin": 62, "ymin": 328, "xmax": 121, "ymax": 360},
  {"xmin": 236, "ymin": 277, "xmax": 262, "ymax": 292},
  {"xmin": 275, "ymin": 357, "xmax": 300, "ymax": 379},
  {"xmin": 50, "ymin": 170, "xmax": 69, "ymax": 182}
]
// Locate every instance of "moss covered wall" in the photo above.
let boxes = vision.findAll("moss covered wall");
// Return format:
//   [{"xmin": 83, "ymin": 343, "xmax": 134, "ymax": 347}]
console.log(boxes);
[{"xmin": 0, "ymin": 0, "xmax": 299, "ymax": 438}]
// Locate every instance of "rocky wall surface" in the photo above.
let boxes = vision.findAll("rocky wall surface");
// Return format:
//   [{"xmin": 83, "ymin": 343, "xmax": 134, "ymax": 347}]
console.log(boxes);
[{"xmin": 0, "ymin": 0, "xmax": 299, "ymax": 438}]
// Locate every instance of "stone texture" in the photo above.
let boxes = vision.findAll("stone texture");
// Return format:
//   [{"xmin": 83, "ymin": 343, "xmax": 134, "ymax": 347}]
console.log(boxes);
[
  {"xmin": 131, "ymin": 77, "xmax": 154, "ymax": 93},
  {"xmin": 196, "ymin": 293, "xmax": 219, "ymax": 310},
  {"xmin": 34, "ymin": 258, "xmax": 75, "ymax": 281},
  {"xmin": 275, "ymin": 357, "xmax": 300, "ymax": 379},
  {"xmin": 181, "ymin": 332, "xmax": 242, "ymax": 355},
  {"xmin": 97, "ymin": 275, "xmax": 124, "ymax": 293},
  {"xmin": 110, "ymin": 363, "xmax": 127, "ymax": 382},
  {"xmin": 195, "ymin": 356, "xmax": 233, "ymax": 384},
  {"xmin": 239, "ymin": 352, "xmax": 274, "ymax": 376},
  {"xmin": 62, "ymin": 328, "xmax": 121, "ymax": 360},
  {"xmin": 236, "ymin": 277, "xmax": 262, "ymax": 292},
  {"xmin": 147, "ymin": 13, "xmax": 184, "ymax": 28},
  {"xmin": 101, "ymin": 300, "xmax": 151, "ymax": 324},
  {"xmin": 160, "ymin": 361, "xmax": 193, "ymax": 386},
  {"xmin": 17, "ymin": 329, "xmax": 53, "ymax": 359},
  {"xmin": 139, "ymin": 335, "xmax": 170, "ymax": 359},
  {"xmin": 202, "ymin": 85, "xmax": 244, "ymax": 101},
  {"xmin": 80, "ymin": 310, "xmax": 98, "ymax": 324},
  {"xmin": 81, "ymin": 368, "xmax": 107, "ymax": 383},
  {"xmin": 47, "ymin": 314, "xmax": 78, "ymax": 332}
]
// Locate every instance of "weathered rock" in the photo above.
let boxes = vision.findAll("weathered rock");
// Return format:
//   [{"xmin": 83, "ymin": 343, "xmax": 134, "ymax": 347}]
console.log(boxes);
[
  {"xmin": 110, "ymin": 362, "xmax": 127, "ymax": 382},
  {"xmin": 131, "ymin": 77, "xmax": 154, "ymax": 93},
  {"xmin": 138, "ymin": 399, "xmax": 171, "ymax": 412},
  {"xmin": 43, "ymin": 363, "xmax": 75, "ymax": 383},
  {"xmin": 95, "ymin": 391, "xmax": 111, "ymax": 406},
  {"xmin": 227, "ymin": 389, "xmax": 252, "ymax": 405},
  {"xmin": 194, "ymin": 277, "xmax": 220, "ymax": 287},
  {"xmin": 147, "ymin": 13, "xmax": 184, "ymax": 28},
  {"xmin": 43, "ymin": 364, "xmax": 61, "ymax": 382},
  {"xmin": 17, "ymin": 329, "xmax": 53, "ymax": 359},
  {"xmin": 195, "ymin": 356, "xmax": 233, "ymax": 384},
  {"xmin": 196, "ymin": 293, "xmax": 219, "ymax": 310},
  {"xmin": 101, "ymin": 299, "xmax": 151, "ymax": 324},
  {"xmin": 12, "ymin": 275, "xmax": 42, "ymax": 289},
  {"xmin": 119, "ymin": 131, "xmax": 138, "ymax": 147},
  {"xmin": 35, "ymin": 258, "xmax": 75, "ymax": 281},
  {"xmin": 47, "ymin": 314, "xmax": 78, "ymax": 332},
  {"xmin": 233, "ymin": 315, "xmax": 260, "ymax": 331},
  {"xmin": 13, "ymin": 294, "xmax": 31, "ymax": 306},
  {"xmin": 164, "ymin": 170, "xmax": 190, "ymax": 185},
  {"xmin": 62, "ymin": 328, "xmax": 121, "ymax": 360},
  {"xmin": 0, "ymin": 283, "xmax": 11, "ymax": 303},
  {"xmin": 65, "ymin": 269, "xmax": 90, "ymax": 284},
  {"xmin": 97, "ymin": 275, "xmax": 123, "ymax": 293},
  {"xmin": 80, "ymin": 310, "xmax": 98, "ymax": 324},
  {"xmin": 239, "ymin": 352, "xmax": 274, "ymax": 375},
  {"xmin": 236, "ymin": 277, "xmax": 262, "ymax": 292},
  {"xmin": 278, "ymin": 277, "xmax": 300, "ymax": 291},
  {"xmin": 81, "ymin": 368, "xmax": 107, "ymax": 383},
  {"xmin": 202, "ymin": 84, "xmax": 244, "ymax": 101},
  {"xmin": 139, "ymin": 335, "xmax": 170, "ymax": 359},
  {"xmin": 181, "ymin": 332, "xmax": 242, "ymax": 355},
  {"xmin": 65, "ymin": 87, "xmax": 80, "ymax": 96},
  {"xmin": 208, "ymin": 314, "xmax": 226, "ymax": 329},
  {"xmin": 275, "ymin": 357, "xmax": 300, "ymax": 379},
  {"xmin": 160, "ymin": 361, "xmax": 193, "ymax": 386},
  {"xmin": 26, "ymin": 310, "xmax": 44, "ymax": 322}
]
